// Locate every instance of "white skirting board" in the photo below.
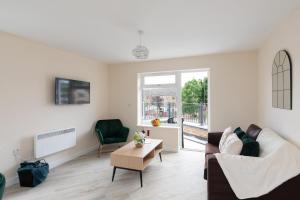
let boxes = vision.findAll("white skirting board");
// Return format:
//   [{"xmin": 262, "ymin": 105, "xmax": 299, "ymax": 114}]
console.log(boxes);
[{"xmin": 5, "ymin": 145, "xmax": 98, "ymax": 188}]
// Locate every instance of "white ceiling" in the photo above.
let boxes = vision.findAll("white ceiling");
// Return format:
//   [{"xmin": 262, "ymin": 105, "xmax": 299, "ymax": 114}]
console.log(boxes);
[{"xmin": 0, "ymin": 0, "xmax": 299, "ymax": 63}]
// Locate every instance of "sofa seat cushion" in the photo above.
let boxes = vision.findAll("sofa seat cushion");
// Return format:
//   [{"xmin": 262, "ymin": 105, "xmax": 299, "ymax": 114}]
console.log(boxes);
[
  {"xmin": 205, "ymin": 143, "xmax": 220, "ymax": 155},
  {"xmin": 103, "ymin": 137, "xmax": 126, "ymax": 144}
]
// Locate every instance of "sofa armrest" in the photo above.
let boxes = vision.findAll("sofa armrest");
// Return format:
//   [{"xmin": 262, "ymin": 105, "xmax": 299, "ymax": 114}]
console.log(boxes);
[
  {"xmin": 208, "ymin": 132, "xmax": 223, "ymax": 146},
  {"xmin": 207, "ymin": 154, "xmax": 237, "ymax": 200}
]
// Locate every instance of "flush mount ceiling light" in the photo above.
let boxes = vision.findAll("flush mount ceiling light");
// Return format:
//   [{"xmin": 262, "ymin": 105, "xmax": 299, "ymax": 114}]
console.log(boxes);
[{"xmin": 132, "ymin": 30, "xmax": 149, "ymax": 59}]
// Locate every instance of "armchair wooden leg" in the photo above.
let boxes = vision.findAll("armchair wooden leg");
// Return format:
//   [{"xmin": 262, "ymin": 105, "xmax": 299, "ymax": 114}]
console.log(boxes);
[{"xmin": 98, "ymin": 144, "xmax": 103, "ymax": 157}]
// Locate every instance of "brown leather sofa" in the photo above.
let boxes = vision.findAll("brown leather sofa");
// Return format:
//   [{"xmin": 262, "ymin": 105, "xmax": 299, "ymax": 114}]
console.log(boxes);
[{"xmin": 204, "ymin": 124, "xmax": 300, "ymax": 200}]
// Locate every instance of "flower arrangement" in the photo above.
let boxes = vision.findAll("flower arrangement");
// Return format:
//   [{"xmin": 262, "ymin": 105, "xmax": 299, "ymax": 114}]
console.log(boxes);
[
  {"xmin": 151, "ymin": 118, "xmax": 161, "ymax": 127},
  {"xmin": 133, "ymin": 132, "xmax": 145, "ymax": 148}
]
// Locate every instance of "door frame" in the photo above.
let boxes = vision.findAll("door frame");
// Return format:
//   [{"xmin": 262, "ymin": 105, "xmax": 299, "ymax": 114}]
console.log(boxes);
[
  {"xmin": 137, "ymin": 68, "xmax": 211, "ymax": 148},
  {"xmin": 178, "ymin": 69, "xmax": 210, "ymax": 149}
]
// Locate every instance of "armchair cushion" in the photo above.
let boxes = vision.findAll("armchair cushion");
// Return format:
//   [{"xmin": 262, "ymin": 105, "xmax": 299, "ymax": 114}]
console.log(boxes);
[
  {"xmin": 104, "ymin": 137, "xmax": 127, "ymax": 144},
  {"xmin": 109, "ymin": 120, "xmax": 124, "ymax": 136}
]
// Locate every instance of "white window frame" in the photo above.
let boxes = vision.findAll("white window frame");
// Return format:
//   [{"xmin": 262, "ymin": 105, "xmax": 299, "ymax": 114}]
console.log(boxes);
[
  {"xmin": 141, "ymin": 72, "xmax": 177, "ymax": 88},
  {"xmin": 138, "ymin": 71, "xmax": 181, "ymax": 127}
]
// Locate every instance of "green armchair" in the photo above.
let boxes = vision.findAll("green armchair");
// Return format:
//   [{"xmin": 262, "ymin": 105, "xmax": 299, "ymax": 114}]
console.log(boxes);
[
  {"xmin": 95, "ymin": 119, "xmax": 129, "ymax": 156},
  {"xmin": 0, "ymin": 173, "xmax": 5, "ymax": 200}
]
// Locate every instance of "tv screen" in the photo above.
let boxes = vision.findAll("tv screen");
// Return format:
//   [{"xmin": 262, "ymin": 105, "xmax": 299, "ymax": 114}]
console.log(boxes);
[{"xmin": 55, "ymin": 78, "xmax": 90, "ymax": 104}]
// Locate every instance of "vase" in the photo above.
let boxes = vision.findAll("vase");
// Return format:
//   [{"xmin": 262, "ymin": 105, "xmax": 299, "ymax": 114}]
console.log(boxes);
[{"xmin": 135, "ymin": 142, "xmax": 144, "ymax": 148}]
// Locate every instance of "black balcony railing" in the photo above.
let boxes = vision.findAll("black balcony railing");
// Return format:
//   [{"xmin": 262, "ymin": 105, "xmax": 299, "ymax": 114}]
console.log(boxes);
[
  {"xmin": 142, "ymin": 102, "xmax": 208, "ymax": 126},
  {"xmin": 182, "ymin": 102, "xmax": 208, "ymax": 126}
]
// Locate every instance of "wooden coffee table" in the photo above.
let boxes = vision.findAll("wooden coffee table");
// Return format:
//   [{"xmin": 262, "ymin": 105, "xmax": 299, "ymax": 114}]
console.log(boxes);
[{"xmin": 111, "ymin": 139, "xmax": 163, "ymax": 187}]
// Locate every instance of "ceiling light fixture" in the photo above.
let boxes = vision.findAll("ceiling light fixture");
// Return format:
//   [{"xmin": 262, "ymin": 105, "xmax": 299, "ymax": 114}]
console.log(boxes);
[{"xmin": 132, "ymin": 30, "xmax": 149, "ymax": 59}]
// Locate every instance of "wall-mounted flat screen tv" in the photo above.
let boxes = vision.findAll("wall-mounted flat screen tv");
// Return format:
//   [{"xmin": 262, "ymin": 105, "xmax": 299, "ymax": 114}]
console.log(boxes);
[{"xmin": 55, "ymin": 78, "xmax": 90, "ymax": 104}]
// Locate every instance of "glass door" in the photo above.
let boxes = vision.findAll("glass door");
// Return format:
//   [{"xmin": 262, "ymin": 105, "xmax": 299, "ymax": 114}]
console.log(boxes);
[{"xmin": 180, "ymin": 71, "xmax": 208, "ymax": 151}]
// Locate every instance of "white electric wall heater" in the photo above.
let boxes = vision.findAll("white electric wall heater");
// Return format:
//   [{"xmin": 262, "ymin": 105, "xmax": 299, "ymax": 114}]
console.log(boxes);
[{"xmin": 34, "ymin": 128, "xmax": 76, "ymax": 158}]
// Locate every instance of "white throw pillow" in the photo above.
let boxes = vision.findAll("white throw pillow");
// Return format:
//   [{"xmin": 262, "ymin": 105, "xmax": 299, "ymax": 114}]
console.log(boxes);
[
  {"xmin": 221, "ymin": 134, "xmax": 243, "ymax": 155},
  {"xmin": 219, "ymin": 126, "xmax": 233, "ymax": 152}
]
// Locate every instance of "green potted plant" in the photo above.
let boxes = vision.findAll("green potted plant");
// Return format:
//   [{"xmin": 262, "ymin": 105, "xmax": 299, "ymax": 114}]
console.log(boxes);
[{"xmin": 133, "ymin": 132, "xmax": 145, "ymax": 148}]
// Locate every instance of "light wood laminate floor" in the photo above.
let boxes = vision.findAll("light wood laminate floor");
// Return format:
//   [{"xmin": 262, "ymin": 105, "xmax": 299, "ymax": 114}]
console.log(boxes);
[{"xmin": 4, "ymin": 150, "xmax": 207, "ymax": 200}]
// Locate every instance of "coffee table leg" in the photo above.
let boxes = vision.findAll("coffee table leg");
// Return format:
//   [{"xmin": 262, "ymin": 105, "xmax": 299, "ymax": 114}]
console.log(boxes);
[
  {"xmin": 112, "ymin": 167, "xmax": 143, "ymax": 187},
  {"xmin": 139, "ymin": 171, "xmax": 143, "ymax": 187},
  {"xmin": 112, "ymin": 167, "xmax": 116, "ymax": 182},
  {"xmin": 159, "ymin": 152, "xmax": 162, "ymax": 162}
]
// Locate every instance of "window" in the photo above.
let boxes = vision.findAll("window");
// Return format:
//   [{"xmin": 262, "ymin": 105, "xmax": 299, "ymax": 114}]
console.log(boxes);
[
  {"xmin": 142, "ymin": 88, "xmax": 177, "ymax": 125},
  {"xmin": 139, "ymin": 73, "xmax": 178, "ymax": 126},
  {"xmin": 138, "ymin": 70, "xmax": 209, "ymax": 127}
]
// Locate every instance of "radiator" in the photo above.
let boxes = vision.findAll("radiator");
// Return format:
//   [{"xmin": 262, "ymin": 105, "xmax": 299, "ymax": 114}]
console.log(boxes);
[{"xmin": 34, "ymin": 128, "xmax": 76, "ymax": 158}]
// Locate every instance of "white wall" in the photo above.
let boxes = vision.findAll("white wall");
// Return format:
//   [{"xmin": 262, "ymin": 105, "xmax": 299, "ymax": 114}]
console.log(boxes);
[
  {"xmin": 1, "ymin": 32, "xmax": 258, "ymax": 185},
  {"xmin": 0, "ymin": 32, "xmax": 109, "ymax": 184},
  {"xmin": 108, "ymin": 51, "xmax": 258, "ymax": 138},
  {"xmin": 257, "ymin": 8, "xmax": 300, "ymax": 146}
]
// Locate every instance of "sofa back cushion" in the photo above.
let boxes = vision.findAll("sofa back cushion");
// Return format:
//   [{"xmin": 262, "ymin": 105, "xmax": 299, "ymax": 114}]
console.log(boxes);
[
  {"xmin": 109, "ymin": 119, "xmax": 123, "ymax": 136},
  {"xmin": 256, "ymin": 128, "xmax": 286, "ymax": 158},
  {"xmin": 96, "ymin": 119, "xmax": 123, "ymax": 138},
  {"xmin": 246, "ymin": 124, "xmax": 262, "ymax": 140}
]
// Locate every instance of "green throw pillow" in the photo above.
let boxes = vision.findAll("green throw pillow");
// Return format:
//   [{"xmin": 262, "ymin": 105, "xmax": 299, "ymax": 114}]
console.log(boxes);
[
  {"xmin": 240, "ymin": 135, "xmax": 260, "ymax": 157},
  {"xmin": 234, "ymin": 127, "xmax": 246, "ymax": 139}
]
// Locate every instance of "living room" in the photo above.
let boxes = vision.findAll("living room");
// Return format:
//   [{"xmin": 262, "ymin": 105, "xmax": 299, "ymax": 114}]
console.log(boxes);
[{"xmin": 1, "ymin": 1, "xmax": 300, "ymax": 200}]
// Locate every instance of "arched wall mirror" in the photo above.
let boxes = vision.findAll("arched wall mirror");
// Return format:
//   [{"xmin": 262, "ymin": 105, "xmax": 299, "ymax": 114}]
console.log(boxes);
[{"xmin": 272, "ymin": 50, "xmax": 292, "ymax": 110}]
